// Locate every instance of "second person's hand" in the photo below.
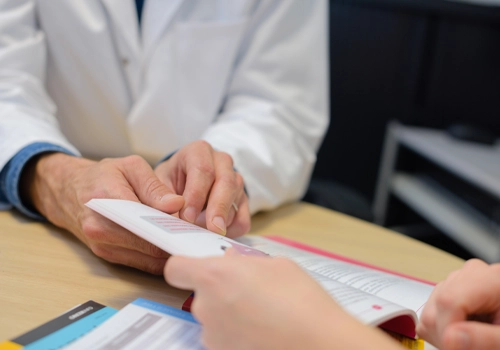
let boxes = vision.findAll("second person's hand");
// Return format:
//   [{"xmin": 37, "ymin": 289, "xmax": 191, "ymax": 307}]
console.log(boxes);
[
  {"xmin": 165, "ymin": 252, "xmax": 403, "ymax": 350},
  {"xmin": 417, "ymin": 259, "xmax": 500, "ymax": 350}
]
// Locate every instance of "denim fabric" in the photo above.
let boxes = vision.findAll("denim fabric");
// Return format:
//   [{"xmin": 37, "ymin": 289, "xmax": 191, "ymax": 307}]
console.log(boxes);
[{"xmin": 0, "ymin": 142, "xmax": 76, "ymax": 219}]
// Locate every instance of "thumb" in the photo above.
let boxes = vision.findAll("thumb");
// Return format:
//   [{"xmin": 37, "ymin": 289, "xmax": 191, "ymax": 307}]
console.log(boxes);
[
  {"xmin": 164, "ymin": 256, "xmax": 212, "ymax": 290},
  {"xmin": 121, "ymin": 156, "xmax": 184, "ymax": 213},
  {"xmin": 443, "ymin": 322, "xmax": 500, "ymax": 350}
]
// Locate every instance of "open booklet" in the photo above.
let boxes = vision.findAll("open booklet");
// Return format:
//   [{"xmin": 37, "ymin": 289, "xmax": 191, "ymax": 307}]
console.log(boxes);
[{"xmin": 85, "ymin": 199, "xmax": 435, "ymax": 341}]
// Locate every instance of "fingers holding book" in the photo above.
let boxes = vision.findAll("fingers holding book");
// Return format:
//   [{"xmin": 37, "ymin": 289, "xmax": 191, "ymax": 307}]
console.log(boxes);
[{"xmin": 417, "ymin": 259, "xmax": 500, "ymax": 350}]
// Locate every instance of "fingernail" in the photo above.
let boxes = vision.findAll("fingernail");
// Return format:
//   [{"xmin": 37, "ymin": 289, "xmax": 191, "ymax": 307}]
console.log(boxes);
[
  {"xmin": 183, "ymin": 206, "xmax": 197, "ymax": 223},
  {"xmin": 212, "ymin": 216, "xmax": 226, "ymax": 236},
  {"xmin": 449, "ymin": 330, "xmax": 470, "ymax": 350},
  {"xmin": 160, "ymin": 194, "xmax": 182, "ymax": 202}
]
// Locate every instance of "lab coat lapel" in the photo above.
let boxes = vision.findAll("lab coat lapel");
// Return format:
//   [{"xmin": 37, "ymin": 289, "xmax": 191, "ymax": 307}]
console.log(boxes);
[
  {"xmin": 100, "ymin": 0, "xmax": 141, "ymax": 58},
  {"xmin": 142, "ymin": 0, "xmax": 183, "ymax": 58}
]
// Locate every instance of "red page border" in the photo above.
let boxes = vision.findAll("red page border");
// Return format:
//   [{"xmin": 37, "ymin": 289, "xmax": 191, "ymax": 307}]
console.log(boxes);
[{"xmin": 265, "ymin": 236, "xmax": 436, "ymax": 286}]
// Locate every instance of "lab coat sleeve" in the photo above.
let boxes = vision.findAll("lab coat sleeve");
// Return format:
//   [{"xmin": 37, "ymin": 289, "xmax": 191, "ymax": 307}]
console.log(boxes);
[
  {"xmin": 0, "ymin": 0, "xmax": 80, "ymax": 172},
  {"xmin": 201, "ymin": 0, "xmax": 329, "ymax": 214}
]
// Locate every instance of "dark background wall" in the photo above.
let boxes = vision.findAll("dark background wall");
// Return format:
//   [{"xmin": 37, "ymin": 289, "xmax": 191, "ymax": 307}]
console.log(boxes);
[{"xmin": 306, "ymin": 0, "xmax": 500, "ymax": 219}]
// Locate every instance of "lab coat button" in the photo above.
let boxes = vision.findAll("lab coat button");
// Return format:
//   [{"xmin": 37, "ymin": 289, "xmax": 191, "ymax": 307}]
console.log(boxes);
[{"xmin": 121, "ymin": 57, "xmax": 129, "ymax": 66}]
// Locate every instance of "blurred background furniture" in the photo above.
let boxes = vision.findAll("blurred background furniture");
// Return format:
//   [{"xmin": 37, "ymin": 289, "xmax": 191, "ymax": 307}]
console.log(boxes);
[
  {"xmin": 373, "ymin": 122, "xmax": 500, "ymax": 262},
  {"xmin": 303, "ymin": 0, "xmax": 500, "ymax": 259}
]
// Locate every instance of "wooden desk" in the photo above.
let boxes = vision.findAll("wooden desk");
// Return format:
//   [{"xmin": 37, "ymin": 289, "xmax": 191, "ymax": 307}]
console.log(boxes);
[{"xmin": 0, "ymin": 202, "xmax": 464, "ymax": 340}]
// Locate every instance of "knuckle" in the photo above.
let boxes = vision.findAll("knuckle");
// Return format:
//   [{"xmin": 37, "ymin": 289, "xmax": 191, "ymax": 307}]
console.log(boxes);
[
  {"xmin": 218, "ymin": 173, "xmax": 237, "ymax": 188},
  {"xmin": 197, "ymin": 163, "xmax": 216, "ymax": 180},
  {"xmin": 81, "ymin": 220, "xmax": 106, "ymax": 242},
  {"xmin": 213, "ymin": 202, "xmax": 230, "ymax": 215},
  {"xmin": 194, "ymin": 139, "xmax": 212, "ymax": 150},
  {"xmin": 185, "ymin": 187, "xmax": 208, "ymax": 206},
  {"xmin": 213, "ymin": 205, "xmax": 235, "ymax": 224},
  {"xmin": 99, "ymin": 157, "xmax": 114, "ymax": 165},
  {"xmin": 217, "ymin": 152, "xmax": 234, "ymax": 167},
  {"xmin": 121, "ymin": 155, "xmax": 146, "ymax": 168},
  {"xmin": 434, "ymin": 291, "xmax": 455, "ymax": 309}
]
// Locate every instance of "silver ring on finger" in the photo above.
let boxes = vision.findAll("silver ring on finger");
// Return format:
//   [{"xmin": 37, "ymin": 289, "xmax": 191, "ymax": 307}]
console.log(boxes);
[{"xmin": 232, "ymin": 202, "xmax": 239, "ymax": 212}]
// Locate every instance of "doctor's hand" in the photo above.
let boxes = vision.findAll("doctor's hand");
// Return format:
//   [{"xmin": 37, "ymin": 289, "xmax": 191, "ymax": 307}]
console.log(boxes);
[
  {"xmin": 417, "ymin": 259, "xmax": 500, "ymax": 350},
  {"xmin": 154, "ymin": 140, "xmax": 250, "ymax": 238},
  {"xmin": 22, "ymin": 152, "xmax": 185, "ymax": 274},
  {"xmin": 164, "ymin": 251, "xmax": 402, "ymax": 350}
]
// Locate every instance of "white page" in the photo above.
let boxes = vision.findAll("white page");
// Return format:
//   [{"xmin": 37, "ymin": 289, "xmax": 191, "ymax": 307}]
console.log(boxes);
[
  {"xmin": 64, "ymin": 299, "xmax": 204, "ymax": 350},
  {"xmin": 85, "ymin": 199, "xmax": 268, "ymax": 258},
  {"xmin": 238, "ymin": 237, "xmax": 434, "ymax": 316},
  {"xmin": 308, "ymin": 271, "xmax": 415, "ymax": 327}
]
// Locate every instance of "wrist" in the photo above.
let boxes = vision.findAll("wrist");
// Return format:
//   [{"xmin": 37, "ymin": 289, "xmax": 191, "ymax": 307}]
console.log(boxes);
[
  {"xmin": 29, "ymin": 153, "xmax": 92, "ymax": 226},
  {"xmin": 19, "ymin": 152, "xmax": 49, "ymax": 213}
]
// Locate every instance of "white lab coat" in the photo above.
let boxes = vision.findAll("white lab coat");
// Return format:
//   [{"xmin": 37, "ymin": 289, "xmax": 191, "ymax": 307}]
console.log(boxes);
[{"xmin": 0, "ymin": 0, "xmax": 328, "ymax": 214}]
